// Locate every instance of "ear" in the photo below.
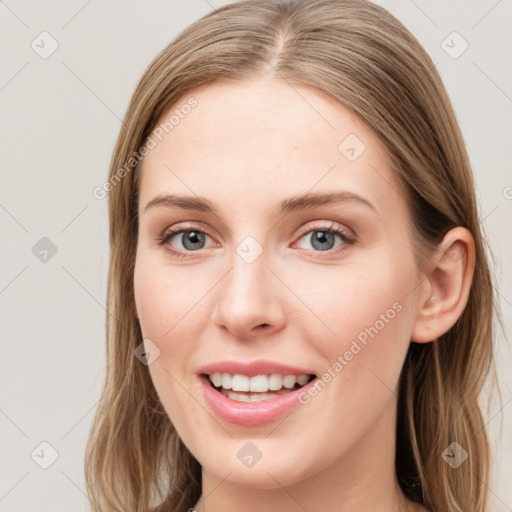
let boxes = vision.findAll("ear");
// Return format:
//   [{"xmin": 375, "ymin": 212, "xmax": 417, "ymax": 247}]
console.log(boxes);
[{"xmin": 411, "ymin": 227, "xmax": 475, "ymax": 343}]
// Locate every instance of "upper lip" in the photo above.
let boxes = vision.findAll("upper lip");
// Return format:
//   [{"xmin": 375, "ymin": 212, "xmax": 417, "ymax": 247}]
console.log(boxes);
[{"xmin": 198, "ymin": 360, "xmax": 316, "ymax": 377}]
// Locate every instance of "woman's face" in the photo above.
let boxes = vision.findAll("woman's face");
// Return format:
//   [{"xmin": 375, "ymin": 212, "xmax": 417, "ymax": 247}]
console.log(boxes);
[{"xmin": 134, "ymin": 77, "xmax": 426, "ymax": 488}]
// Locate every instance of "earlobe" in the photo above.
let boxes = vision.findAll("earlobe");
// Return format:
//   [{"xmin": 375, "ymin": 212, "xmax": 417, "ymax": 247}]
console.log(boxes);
[{"xmin": 411, "ymin": 227, "xmax": 475, "ymax": 343}]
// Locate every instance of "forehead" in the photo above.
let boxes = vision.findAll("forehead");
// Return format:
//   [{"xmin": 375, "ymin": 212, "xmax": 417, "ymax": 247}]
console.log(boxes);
[{"xmin": 138, "ymin": 78, "xmax": 403, "ymax": 218}]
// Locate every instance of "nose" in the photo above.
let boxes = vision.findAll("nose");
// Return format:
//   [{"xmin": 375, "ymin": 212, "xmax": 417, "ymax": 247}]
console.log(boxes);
[{"xmin": 212, "ymin": 248, "xmax": 286, "ymax": 340}]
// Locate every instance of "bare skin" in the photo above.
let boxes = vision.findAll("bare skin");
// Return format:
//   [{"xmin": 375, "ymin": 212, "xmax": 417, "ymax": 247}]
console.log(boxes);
[{"xmin": 133, "ymin": 76, "xmax": 474, "ymax": 512}]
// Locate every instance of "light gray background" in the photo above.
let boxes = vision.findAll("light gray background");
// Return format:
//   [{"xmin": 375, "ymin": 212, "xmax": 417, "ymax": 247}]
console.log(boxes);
[{"xmin": 0, "ymin": 1, "xmax": 510, "ymax": 511}]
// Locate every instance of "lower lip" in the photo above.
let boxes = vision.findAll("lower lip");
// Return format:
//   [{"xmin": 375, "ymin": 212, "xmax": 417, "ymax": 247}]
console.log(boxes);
[{"xmin": 199, "ymin": 374, "xmax": 317, "ymax": 427}]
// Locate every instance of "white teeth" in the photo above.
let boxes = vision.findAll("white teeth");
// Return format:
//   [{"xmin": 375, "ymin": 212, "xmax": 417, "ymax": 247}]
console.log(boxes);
[
  {"xmin": 224, "ymin": 389, "xmax": 294, "ymax": 402},
  {"xmin": 296, "ymin": 374, "xmax": 309, "ymax": 386},
  {"xmin": 211, "ymin": 373, "xmax": 222, "ymax": 387},
  {"xmin": 231, "ymin": 374, "xmax": 250, "ymax": 392},
  {"xmin": 282, "ymin": 375, "xmax": 297, "ymax": 389},
  {"xmin": 268, "ymin": 374, "xmax": 282, "ymax": 390},
  {"xmin": 208, "ymin": 372, "xmax": 312, "ymax": 393},
  {"xmin": 221, "ymin": 373, "xmax": 232, "ymax": 390},
  {"xmin": 249, "ymin": 374, "xmax": 268, "ymax": 392}
]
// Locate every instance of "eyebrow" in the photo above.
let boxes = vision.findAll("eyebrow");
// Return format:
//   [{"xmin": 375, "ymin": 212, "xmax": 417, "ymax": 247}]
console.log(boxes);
[{"xmin": 144, "ymin": 191, "xmax": 376, "ymax": 215}]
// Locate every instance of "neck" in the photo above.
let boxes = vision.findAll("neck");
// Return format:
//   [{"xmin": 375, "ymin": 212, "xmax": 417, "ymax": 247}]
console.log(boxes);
[{"xmin": 192, "ymin": 398, "xmax": 414, "ymax": 512}]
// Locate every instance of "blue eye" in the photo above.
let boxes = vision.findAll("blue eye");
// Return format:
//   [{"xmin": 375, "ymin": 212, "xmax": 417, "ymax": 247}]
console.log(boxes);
[
  {"xmin": 171, "ymin": 230, "xmax": 209, "ymax": 251},
  {"xmin": 157, "ymin": 226, "xmax": 213, "ymax": 258},
  {"xmin": 157, "ymin": 221, "xmax": 355, "ymax": 258},
  {"xmin": 297, "ymin": 227, "xmax": 350, "ymax": 252}
]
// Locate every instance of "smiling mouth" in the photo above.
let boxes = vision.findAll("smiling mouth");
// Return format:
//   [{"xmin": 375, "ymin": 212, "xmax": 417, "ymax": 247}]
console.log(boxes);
[{"xmin": 202, "ymin": 373, "xmax": 317, "ymax": 403}]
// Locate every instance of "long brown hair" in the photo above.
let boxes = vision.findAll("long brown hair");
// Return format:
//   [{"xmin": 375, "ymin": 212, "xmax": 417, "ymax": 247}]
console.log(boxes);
[{"xmin": 84, "ymin": 1, "xmax": 499, "ymax": 510}]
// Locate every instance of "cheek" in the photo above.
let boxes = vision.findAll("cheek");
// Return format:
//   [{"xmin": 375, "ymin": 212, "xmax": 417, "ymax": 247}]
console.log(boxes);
[
  {"xmin": 298, "ymin": 266, "xmax": 416, "ymax": 442},
  {"xmin": 133, "ymin": 252, "xmax": 217, "ymax": 385},
  {"xmin": 133, "ymin": 255, "xmax": 206, "ymax": 425},
  {"xmin": 134, "ymin": 252, "xmax": 200, "ymax": 340},
  {"xmin": 306, "ymin": 256, "xmax": 417, "ymax": 382}
]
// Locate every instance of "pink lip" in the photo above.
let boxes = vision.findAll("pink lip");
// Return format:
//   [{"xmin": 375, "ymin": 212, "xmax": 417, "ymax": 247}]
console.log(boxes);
[
  {"xmin": 199, "ymin": 374, "xmax": 318, "ymax": 427},
  {"xmin": 198, "ymin": 360, "xmax": 316, "ymax": 377}
]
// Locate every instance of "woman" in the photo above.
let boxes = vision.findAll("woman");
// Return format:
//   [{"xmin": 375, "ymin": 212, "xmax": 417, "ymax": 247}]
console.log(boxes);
[{"xmin": 85, "ymin": 1, "xmax": 499, "ymax": 511}]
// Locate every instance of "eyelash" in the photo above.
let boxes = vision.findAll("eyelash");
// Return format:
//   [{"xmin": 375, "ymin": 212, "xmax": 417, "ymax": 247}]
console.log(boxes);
[{"xmin": 156, "ymin": 221, "xmax": 356, "ymax": 259}]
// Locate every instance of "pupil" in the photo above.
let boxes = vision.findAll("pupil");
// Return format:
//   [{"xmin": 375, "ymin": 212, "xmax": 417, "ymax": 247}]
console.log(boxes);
[
  {"xmin": 312, "ymin": 231, "xmax": 334, "ymax": 251},
  {"xmin": 183, "ymin": 231, "xmax": 205, "ymax": 250}
]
